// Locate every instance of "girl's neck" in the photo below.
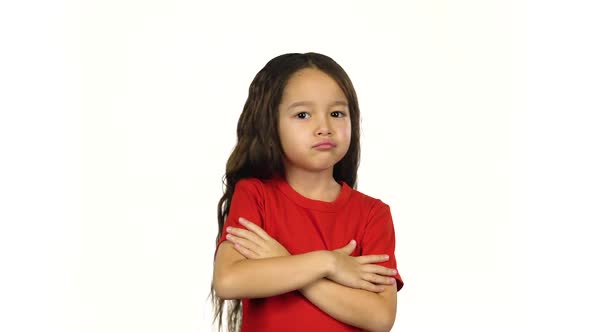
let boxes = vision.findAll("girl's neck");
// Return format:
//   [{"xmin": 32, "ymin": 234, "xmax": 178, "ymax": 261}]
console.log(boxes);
[{"xmin": 283, "ymin": 169, "xmax": 341, "ymax": 201}]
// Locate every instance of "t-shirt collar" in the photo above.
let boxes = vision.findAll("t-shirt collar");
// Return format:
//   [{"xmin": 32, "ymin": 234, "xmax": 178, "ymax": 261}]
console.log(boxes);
[{"xmin": 272, "ymin": 176, "xmax": 352, "ymax": 212}]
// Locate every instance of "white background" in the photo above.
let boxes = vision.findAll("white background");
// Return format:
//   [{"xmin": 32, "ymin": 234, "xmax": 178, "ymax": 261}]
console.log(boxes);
[{"xmin": 1, "ymin": 0, "xmax": 588, "ymax": 331}]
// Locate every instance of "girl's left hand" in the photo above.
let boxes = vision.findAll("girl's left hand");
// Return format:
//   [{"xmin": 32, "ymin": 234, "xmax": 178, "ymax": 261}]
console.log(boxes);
[{"xmin": 226, "ymin": 217, "xmax": 291, "ymax": 259}]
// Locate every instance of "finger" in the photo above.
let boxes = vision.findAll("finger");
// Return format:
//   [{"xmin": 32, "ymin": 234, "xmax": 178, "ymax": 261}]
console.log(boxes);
[
  {"xmin": 333, "ymin": 240, "xmax": 355, "ymax": 256},
  {"xmin": 362, "ymin": 264, "xmax": 398, "ymax": 276},
  {"xmin": 238, "ymin": 217, "xmax": 271, "ymax": 241},
  {"xmin": 228, "ymin": 227, "xmax": 266, "ymax": 248},
  {"xmin": 233, "ymin": 242, "xmax": 258, "ymax": 259},
  {"xmin": 362, "ymin": 272, "xmax": 395, "ymax": 286},
  {"xmin": 227, "ymin": 235, "xmax": 261, "ymax": 255},
  {"xmin": 356, "ymin": 254, "xmax": 389, "ymax": 264},
  {"xmin": 359, "ymin": 280, "xmax": 385, "ymax": 293}
]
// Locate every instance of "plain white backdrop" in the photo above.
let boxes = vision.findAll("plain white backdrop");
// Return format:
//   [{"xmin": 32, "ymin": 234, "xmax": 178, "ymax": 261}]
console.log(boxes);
[{"xmin": 1, "ymin": 0, "xmax": 588, "ymax": 331}]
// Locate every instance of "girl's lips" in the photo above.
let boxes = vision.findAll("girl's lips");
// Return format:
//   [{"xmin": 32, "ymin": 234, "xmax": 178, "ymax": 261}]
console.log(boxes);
[
  {"xmin": 312, "ymin": 140, "xmax": 336, "ymax": 148},
  {"xmin": 314, "ymin": 143, "xmax": 336, "ymax": 150}
]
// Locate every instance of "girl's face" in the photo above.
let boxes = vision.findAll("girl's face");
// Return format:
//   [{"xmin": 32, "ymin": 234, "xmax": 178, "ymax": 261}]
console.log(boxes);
[{"xmin": 278, "ymin": 68, "xmax": 352, "ymax": 174}]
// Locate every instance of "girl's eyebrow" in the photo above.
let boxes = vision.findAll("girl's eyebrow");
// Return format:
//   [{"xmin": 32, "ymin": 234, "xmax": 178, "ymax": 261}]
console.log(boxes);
[{"xmin": 286, "ymin": 100, "xmax": 348, "ymax": 110}]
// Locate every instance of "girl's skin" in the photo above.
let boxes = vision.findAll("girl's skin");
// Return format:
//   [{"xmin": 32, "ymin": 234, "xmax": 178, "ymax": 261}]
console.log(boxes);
[
  {"xmin": 225, "ymin": 67, "xmax": 398, "ymax": 291},
  {"xmin": 277, "ymin": 68, "xmax": 350, "ymax": 200},
  {"xmin": 226, "ymin": 217, "xmax": 398, "ymax": 291}
]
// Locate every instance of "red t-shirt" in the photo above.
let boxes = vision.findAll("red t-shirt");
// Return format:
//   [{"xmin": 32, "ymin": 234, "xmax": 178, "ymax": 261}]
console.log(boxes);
[{"xmin": 215, "ymin": 176, "xmax": 404, "ymax": 331}]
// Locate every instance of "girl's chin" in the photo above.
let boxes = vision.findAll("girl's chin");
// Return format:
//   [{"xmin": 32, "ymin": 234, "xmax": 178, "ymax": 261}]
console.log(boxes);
[
  {"xmin": 288, "ymin": 162, "xmax": 337, "ymax": 172},
  {"xmin": 283, "ymin": 153, "xmax": 345, "ymax": 169}
]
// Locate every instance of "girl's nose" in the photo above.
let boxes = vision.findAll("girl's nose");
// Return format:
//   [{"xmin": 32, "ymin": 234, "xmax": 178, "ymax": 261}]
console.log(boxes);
[
  {"xmin": 316, "ymin": 126, "xmax": 332, "ymax": 136},
  {"xmin": 315, "ymin": 116, "xmax": 332, "ymax": 136}
]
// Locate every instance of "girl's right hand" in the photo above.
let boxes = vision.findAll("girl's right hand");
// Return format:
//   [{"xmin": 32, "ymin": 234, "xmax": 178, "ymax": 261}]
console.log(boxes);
[{"xmin": 326, "ymin": 240, "xmax": 398, "ymax": 293}]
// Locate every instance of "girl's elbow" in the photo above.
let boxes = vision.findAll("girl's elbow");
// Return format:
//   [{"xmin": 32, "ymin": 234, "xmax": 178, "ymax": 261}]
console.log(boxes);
[
  {"xmin": 381, "ymin": 318, "xmax": 395, "ymax": 332},
  {"xmin": 213, "ymin": 274, "xmax": 235, "ymax": 300},
  {"xmin": 378, "ymin": 310, "xmax": 396, "ymax": 332},
  {"xmin": 371, "ymin": 305, "xmax": 396, "ymax": 332},
  {"xmin": 215, "ymin": 271, "xmax": 247, "ymax": 300},
  {"xmin": 373, "ymin": 320, "xmax": 394, "ymax": 332}
]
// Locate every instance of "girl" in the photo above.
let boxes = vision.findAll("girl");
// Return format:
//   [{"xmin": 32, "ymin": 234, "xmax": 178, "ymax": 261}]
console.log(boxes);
[{"xmin": 209, "ymin": 52, "xmax": 404, "ymax": 332}]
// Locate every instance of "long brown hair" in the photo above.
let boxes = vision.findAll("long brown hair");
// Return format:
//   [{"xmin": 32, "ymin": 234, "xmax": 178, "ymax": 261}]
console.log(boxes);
[{"xmin": 208, "ymin": 52, "xmax": 362, "ymax": 332}]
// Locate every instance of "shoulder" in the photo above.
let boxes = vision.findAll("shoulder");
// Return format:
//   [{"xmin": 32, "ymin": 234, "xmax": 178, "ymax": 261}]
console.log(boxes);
[
  {"xmin": 349, "ymin": 186, "xmax": 390, "ymax": 213},
  {"xmin": 233, "ymin": 177, "xmax": 271, "ymax": 200},
  {"xmin": 348, "ymin": 187, "xmax": 394, "ymax": 233},
  {"xmin": 235, "ymin": 177, "xmax": 266, "ymax": 191}
]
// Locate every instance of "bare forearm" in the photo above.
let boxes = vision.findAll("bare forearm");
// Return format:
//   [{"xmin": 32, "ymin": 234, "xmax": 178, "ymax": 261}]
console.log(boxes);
[
  {"xmin": 218, "ymin": 250, "xmax": 332, "ymax": 300},
  {"xmin": 299, "ymin": 278, "xmax": 392, "ymax": 332}
]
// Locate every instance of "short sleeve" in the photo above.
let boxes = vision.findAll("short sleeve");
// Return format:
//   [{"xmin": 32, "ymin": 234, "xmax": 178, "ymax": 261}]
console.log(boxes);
[
  {"xmin": 215, "ymin": 178, "xmax": 265, "ymax": 257},
  {"xmin": 360, "ymin": 200, "xmax": 404, "ymax": 291}
]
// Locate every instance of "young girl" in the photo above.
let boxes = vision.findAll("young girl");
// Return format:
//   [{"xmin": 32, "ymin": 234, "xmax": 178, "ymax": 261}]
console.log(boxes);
[{"xmin": 209, "ymin": 52, "xmax": 404, "ymax": 332}]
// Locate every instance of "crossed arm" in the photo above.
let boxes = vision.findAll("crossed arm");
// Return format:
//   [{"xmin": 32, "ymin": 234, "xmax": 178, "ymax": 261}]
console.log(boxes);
[
  {"xmin": 300, "ymin": 276, "xmax": 397, "ymax": 332},
  {"xmin": 213, "ymin": 219, "xmax": 398, "ymax": 332}
]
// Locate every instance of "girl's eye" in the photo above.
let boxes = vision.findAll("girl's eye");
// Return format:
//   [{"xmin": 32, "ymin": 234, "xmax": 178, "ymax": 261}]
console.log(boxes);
[{"xmin": 295, "ymin": 111, "xmax": 346, "ymax": 119}]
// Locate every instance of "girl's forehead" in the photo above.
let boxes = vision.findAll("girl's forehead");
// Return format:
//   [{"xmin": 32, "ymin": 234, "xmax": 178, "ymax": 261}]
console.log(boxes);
[
  {"xmin": 287, "ymin": 68, "xmax": 334, "ymax": 85},
  {"xmin": 281, "ymin": 70, "xmax": 346, "ymax": 103}
]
